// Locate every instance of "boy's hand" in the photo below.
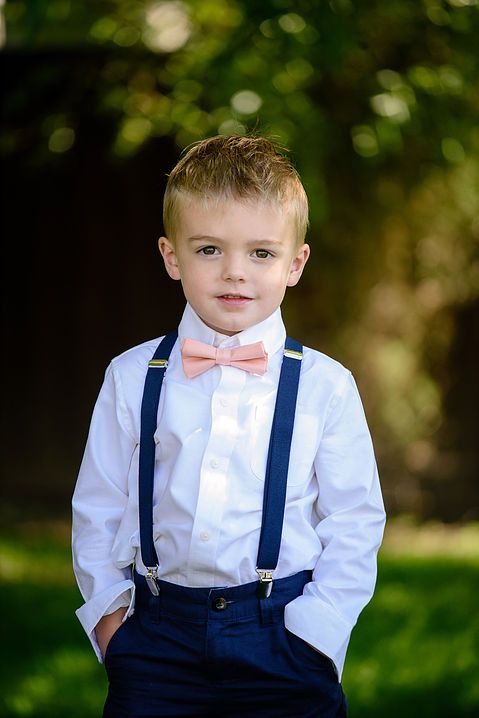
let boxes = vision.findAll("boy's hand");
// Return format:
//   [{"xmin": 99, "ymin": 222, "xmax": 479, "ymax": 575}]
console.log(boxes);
[
  {"xmin": 95, "ymin": 607, "xmax": 128, "ymax": 659},
  {"xmin": 305, "ymin": 642, "xmax": 338, "ymax": 675}
]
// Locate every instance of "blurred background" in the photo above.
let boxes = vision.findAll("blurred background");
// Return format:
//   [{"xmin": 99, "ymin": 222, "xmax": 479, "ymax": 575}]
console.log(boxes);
[{"xmin": 1, "ymin": 1, "xmax": 478, "ymax": 716}]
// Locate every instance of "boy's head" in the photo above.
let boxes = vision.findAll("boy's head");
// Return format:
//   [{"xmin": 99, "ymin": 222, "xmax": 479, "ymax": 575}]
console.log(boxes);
[
  {"xmin": 159, "ymin": 134, "xmax": 310, "ymax": 336},
  {"xmin": 163, "ymin": 134, "xmax": 309, "ymax": 247}
]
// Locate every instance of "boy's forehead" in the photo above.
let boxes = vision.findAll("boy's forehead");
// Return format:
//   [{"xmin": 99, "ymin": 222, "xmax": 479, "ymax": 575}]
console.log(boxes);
[
  {"xmin": 175, "ymin": 194, "xmax": 295, "ymax": 234},
  {"xmin": 178, "ymin": 193, "xmax": 276, "ymax": 214}
]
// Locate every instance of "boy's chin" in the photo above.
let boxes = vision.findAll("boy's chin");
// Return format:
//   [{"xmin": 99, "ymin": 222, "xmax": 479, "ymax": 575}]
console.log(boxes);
[
  {"xmin": 200, "ymin": 316, "xmax": 248, "ymax": 336},
  {"xmin": 205, "ymin": 323, "xmax": 243, "ymax": 336}
]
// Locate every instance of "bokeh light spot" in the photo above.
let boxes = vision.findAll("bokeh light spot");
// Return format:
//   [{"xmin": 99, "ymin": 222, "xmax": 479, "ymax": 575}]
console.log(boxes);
[
  {"xmin": 278, "ymin": 13, "xmax": 306, "ymax": 34},
  {"xmin": 442, "ymin": 137, "xmax": 465, "ymax": 163},
  {"xmin": 121, "ymin": 117, "xmax": 152, "ymax": 144},
  {"xmin": 143, "ymin": 1, "xmax": 191, "ymax": 53},
  {"xmin": 48, "ymin": 127, "xmax": 75, "ymax": 153},
  {"xmin": 89, "ymin": 17, "xmax": 118, "ymax": 42},
  {"xmin": 114, "ymin": 26, "xmax": 141, "ymax": 48},
  {"xmin": 230, "ymin": 90, "xmax": 262, "ymax": 115},
  {"xmin": 351, "ymin": 125, "xmax": 379, "ymax": 157},
  {"xmin": 371, "ymin": 93, "xmax": 410, "ymax": 123},
  {"xmin": 218, "ymin": 119, "xmax": 246, "ymax": 135},
  {"xmin": 376, "ymin": 69, "xmax": 403, "ymax": 91}
]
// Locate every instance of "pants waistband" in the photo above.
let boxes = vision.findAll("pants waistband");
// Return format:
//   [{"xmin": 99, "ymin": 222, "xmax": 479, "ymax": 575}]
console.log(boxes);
[{"xmin": 134, "ymin": 570, "xmax": 312, "ymax": 622}]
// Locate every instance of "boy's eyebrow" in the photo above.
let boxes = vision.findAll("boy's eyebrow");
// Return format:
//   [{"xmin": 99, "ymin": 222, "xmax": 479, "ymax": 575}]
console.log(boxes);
[
  {"xmin": 186, "ymin": 235, "xmax": 284, "ymax": 246},
  {"xmin": 186, "ymin": 235, "xmax": 222, "ymax": 243}
]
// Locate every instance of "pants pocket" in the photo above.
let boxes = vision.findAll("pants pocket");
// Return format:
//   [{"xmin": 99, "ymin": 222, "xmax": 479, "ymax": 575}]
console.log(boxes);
[
  {"xmin": 285, "ymin": 629, "xmax": 338, "ymax": 677},
  {"xmin": 104, "ymin": 614, "xmax": 133, "ymax": 665}
]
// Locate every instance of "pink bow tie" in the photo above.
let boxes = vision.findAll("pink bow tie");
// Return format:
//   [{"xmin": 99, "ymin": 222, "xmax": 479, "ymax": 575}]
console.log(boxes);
[{"xmin": 181, "ymin": 338, "xmax": 268, "ymax": 378}]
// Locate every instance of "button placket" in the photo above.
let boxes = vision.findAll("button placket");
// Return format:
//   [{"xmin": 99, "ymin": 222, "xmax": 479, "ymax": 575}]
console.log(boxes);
[{"xmin": 186, "ymin": 367, "xmax": 245, "ymax": 578}]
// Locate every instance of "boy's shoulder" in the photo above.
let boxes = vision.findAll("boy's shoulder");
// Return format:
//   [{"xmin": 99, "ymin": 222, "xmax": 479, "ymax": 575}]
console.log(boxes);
[
  {"xmin": 110, "ymin": 335, "xmax": 167, "ymax": 372},
  {"xmin": 296, "ymin": 342, "xmax": 354, "ymax": 408},
  {"xmin": 300, "ymin": 342, "xmax": 351, "ymax": 381}
]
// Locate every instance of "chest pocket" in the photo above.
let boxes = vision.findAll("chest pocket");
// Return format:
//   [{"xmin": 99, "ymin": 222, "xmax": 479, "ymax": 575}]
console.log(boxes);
[
  {"xmin": 250, "ymin": 404, "xmax": 319, "ymax": 486},
  {"xmin": 153, "ymin": 381, "xmax": 211, "ymax": 461}
]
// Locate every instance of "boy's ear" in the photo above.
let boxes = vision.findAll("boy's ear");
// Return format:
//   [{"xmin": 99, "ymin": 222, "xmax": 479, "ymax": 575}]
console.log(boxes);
[
  {"xmin": 158, "ymin": 236, "xmax": 181, "ymax": 281},
  {"xmin": 287, "ymin": 243, "xmax": 310, "ymax": 287}
]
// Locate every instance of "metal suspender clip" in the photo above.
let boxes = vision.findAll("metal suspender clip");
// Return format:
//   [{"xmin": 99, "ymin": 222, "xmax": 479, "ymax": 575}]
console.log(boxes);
[
  {"xmin": 283, "ymin": 348, "xmax": 302, "ymax": 360},
  {"xmin": 148, "ymin": 359, "xmax": 168, "ymax": 369},
  {"xmin": 256, "ymin": 569, "xmax": 274, "ymax": 599},
  {"xmin": 145, "ymin": 565, "xmax": 160, "ymax": 596}
]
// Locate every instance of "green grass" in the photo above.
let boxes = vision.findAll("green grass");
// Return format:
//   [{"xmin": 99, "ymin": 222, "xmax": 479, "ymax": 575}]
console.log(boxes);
[{"xmin": 1, "ymin": 520, "xmax": 478, "ymax": 717}]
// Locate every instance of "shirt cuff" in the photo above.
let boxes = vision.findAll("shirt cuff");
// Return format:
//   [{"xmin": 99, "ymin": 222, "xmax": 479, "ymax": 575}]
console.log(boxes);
[
  {"xmin": 103, "ymin": 590, "xmax": 132, "ymax": 615},
  {"xmin": 75, "ymin": 579, "xmax": 136, "ymax": 663},
  {"xmin": 284, "ymin": 594, "xmax": 353, "ymax": 680}
]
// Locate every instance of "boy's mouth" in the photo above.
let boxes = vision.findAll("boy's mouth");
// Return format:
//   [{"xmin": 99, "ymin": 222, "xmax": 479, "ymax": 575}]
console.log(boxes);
[{"xmin": 217, "ymin": 294, "xmax": 252, "ymax": 305}]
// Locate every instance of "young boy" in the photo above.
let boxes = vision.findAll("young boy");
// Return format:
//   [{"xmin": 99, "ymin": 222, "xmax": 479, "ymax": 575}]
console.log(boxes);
[{"xmin": 72, "ymin": 134, "xmax": 386, "ymax": 717}]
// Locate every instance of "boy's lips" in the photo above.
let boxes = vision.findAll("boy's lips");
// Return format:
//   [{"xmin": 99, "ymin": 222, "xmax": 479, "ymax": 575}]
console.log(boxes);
[{"xmin": 217, "ymin": 294, "xmax": 252, "ymax": 305}]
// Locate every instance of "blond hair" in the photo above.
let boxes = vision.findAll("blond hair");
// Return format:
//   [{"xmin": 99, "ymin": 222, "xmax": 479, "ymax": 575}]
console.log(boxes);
[{"xmin": 163, "ymin": 134, "xmax": 309, "ymax": 244}]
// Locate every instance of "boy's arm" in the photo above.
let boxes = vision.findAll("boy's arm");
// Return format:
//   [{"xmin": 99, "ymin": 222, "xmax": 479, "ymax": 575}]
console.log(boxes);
[
  {"xmin": 284, "ymin": 370, "xmax": 386, "ymax": 680},
  {"xmin": 72, "ymin": 362, "xmax": 137, "ymax": 662}
]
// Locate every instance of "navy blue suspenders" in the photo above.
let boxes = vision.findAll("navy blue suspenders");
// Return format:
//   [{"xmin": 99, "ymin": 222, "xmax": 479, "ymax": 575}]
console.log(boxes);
[
  {"xmin": 138, "ymin": 330, "xmax": 178, "ymax": 595},
  {"xmin": 138, "ymin": 331, "xmax": 303, "ymax": 598},
  {"xmin": 255, "ymin": 338, "xmax": 303, "ymax": 597}
]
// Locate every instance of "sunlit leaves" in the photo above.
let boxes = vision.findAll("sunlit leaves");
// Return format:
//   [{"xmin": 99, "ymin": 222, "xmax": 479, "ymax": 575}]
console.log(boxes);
[{"xmin": 2, "ymin": 0, "xmax": 479, "ymax": 516}]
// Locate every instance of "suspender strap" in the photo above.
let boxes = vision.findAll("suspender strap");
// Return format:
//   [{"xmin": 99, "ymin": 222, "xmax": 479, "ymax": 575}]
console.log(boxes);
[
  {"xmin": 138, "ymin": 330, "xmax": 178, "ymax": 595},
  {"xmin": 256, "ymin": 337, "xmax": 303, "ymax": 598},
  {"xmin": 138, "ymin": 332, "xmax": 303, "ymax": 599}
]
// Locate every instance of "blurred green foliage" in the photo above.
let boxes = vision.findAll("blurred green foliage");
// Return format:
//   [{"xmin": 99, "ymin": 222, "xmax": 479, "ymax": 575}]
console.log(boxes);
[
  {"xmin": 1, "ymin": 521, "xmax": 478, "ymax": 716},
  {"xmin": 1, "ymin": 0, "xmax": 478, "ymax": 518},
  {"xmin": 4, "ymin": 0, "xmax": 479, "ymax": 167}
]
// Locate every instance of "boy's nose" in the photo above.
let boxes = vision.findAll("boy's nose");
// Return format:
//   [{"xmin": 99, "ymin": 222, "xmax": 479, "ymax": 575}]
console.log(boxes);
[{"xmin": 222, "ymin": 259, "xmax": 246, "ymax": 282}]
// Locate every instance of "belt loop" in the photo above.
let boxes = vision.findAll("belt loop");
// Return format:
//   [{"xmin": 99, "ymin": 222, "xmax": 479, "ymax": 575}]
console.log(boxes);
[
  {"xmin": 259, "ymin": 596, "xmax": 274, "ymax": 625},
  {"xmin": 148, "ymin": 592, "xmax": 161, "ymax": 624}
]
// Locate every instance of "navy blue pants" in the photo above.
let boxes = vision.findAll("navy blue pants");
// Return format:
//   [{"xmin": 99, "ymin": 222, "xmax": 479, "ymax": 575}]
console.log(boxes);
[{"xmin": 103, "ymin": 571, "xmax": 347, "ymax": 717}]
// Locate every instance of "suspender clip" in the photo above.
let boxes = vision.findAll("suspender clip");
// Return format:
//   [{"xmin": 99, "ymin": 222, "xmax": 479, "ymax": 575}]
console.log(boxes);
[
  {"xmin": 148, "ymin": 359, "xmax": 168, "ymax": 369},
  {"xmin": 256, "ymin": 569, "xmax": 274, "ymax": 599},
  {"xmin": 145, "ymin": 565, "xmax": 160, "ymax": 596}
]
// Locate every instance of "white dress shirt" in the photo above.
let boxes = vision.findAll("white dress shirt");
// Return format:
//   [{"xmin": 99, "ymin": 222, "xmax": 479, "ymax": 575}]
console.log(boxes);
[{"xmin": 72, "ymin": 303, "xmax": 386, "ymax": 679}]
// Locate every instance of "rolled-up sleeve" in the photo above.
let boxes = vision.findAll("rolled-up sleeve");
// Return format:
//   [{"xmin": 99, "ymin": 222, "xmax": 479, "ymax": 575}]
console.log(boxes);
[
  {"xmin": 72, "ymin": 363, "xmax": 137, "ymax": 661},
  {"xmin": 284, "ymin": 371, "xmax": 386, "ymax": 679}
]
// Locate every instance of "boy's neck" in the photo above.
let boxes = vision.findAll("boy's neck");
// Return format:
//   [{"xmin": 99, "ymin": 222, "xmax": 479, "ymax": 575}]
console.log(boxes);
[{"xmin": 179, "ymin": 303, "xmax": 287, "ymax": 354}]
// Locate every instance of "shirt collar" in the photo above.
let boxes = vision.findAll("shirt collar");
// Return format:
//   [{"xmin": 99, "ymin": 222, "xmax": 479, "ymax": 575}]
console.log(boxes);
[{"xmin": 177, "ymin": 303, "xmax": 286, "ymax": 358}]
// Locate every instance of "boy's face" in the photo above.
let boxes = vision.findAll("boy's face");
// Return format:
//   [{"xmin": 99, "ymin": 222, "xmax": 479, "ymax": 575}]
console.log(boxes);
[{"xmin": 159, "ymin": 198, "xmax": 310, "ymax": 336}]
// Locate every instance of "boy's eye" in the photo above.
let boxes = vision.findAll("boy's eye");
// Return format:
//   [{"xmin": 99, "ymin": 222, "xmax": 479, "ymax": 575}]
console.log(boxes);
[
  {"xmin": 198, "ymin": 246, "xmax": 218, "ymax": 255},
  {"xmin": 252, "ymin": 249, "xmax": 273, "ymax": 259}
]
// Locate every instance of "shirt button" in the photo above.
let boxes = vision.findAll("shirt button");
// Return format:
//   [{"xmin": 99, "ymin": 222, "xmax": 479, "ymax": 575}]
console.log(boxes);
[
  {"xmin": 200, "ymin": 531, "xmax": 210, "ymax": 542},
  {"xmin": 210, "ymin": 459, "xmax": 219, "ymax": 468},
  {"xmin": 219, "ymin": 398, "xmax": 228, "ymax": 407}
]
